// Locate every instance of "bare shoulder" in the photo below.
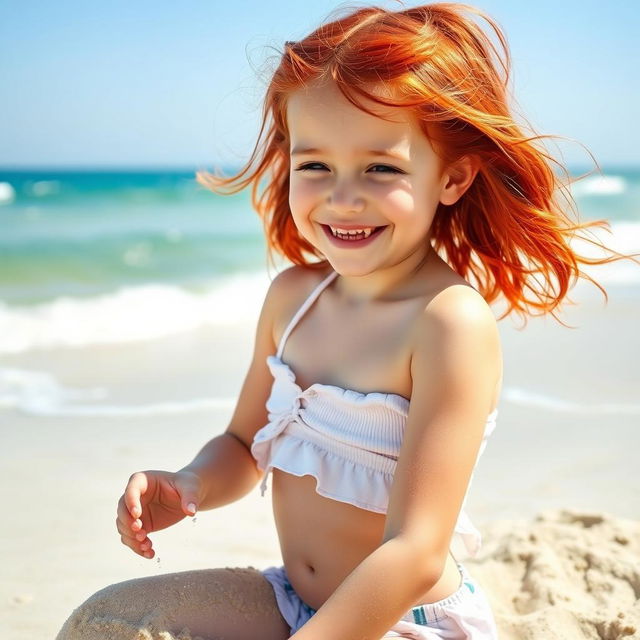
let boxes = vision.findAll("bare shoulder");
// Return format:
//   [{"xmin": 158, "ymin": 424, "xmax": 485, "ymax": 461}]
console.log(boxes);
[
  {"xmin": 409, "ymin": 283, "xmax": 502, "ymax": 395},
  {"xmin": 224, "ymin": 263, "xmax": 331, "ymax": 448},
  {"xmin": 412, "ymin": 250, "xmax": 498, "ymax": 340},
  {"xmin": 424, "ymin": 283, "xmax": 498, "ymax": 334},
  {"xmin": 265, "ymin": 263, "xmax": 333, "ymax": 342},
  {"xmin": 267, "ymin": 262, "xmax": 330, "ymax": 295}
]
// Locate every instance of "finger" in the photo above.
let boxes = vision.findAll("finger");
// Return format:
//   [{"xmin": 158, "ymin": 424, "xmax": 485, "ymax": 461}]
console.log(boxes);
[
  {"xmin": 131, "ymin": 533, "xmax": 155, "ymax": 558},
  {"xmin": 116, "ymin": 515, "xmax": 146, "ymax": 540},
  {"xmin": 119, "ymin": 532, "xmax": 155, "ymax": 558},
  {"xmin": 176, "ymin": 473, "xmax": 200, "ymax": 516},
  {"xmin": 124, "ymin": 471, "xmax": 150, "ymax": 519},
  {"xmin": 183, "ymin": 500, "xmax": 197, "ymax": 517},
  {"xmin": 116, "ymin": 518, "xmax": 153, "ymax": 554},
  {"xmin": 116, "ymin": 497, "xmax": 143, "ymax": 534},
  {"xmin": 119, "ymin": 531, "xmax": 140, "ymax": 548}
]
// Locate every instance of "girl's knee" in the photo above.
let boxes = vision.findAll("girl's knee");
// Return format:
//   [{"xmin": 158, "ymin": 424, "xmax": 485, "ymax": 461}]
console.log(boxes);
[
  {"xmin": 56, "ymin": 568, "xmax": 289, "ymax": 640},
  {"xmin": 56, "ymin": 576, "xmax": 172, "ymax": 640}
]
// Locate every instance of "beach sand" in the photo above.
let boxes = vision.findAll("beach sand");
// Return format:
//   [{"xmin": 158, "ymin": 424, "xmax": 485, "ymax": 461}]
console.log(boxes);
[{"xmin": 1, "ymin": 278, "xmax": 639, "ymax": 639}]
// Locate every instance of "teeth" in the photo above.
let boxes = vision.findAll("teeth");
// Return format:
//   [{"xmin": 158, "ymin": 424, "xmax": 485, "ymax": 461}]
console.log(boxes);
[{"xmin": 329, "ymin": 226, "xmax": 375, "ymax": 239}]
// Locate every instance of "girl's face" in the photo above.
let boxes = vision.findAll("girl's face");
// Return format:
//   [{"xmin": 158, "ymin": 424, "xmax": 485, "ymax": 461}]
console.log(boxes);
[{"xmin": 286, "ymin": 79, "xmax": 450, "ymax": 279}]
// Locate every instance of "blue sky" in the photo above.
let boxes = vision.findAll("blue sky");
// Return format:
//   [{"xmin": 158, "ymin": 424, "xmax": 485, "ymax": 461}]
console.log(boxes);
[{"xmin": 1, "ymin": 0, "xmax": 638, "ymax": 169}]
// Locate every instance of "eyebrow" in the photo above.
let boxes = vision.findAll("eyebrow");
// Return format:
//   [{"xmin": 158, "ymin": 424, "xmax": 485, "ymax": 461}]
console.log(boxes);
[{"xmin": 290, "ymin": 146, "xmax": 410, "ymax": 162}]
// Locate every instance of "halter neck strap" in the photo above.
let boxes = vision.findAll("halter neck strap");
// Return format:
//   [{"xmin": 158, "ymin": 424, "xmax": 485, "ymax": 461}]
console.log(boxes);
[{"xmin": 276, "ymin": 270, "xmax": 339, "ymax": 359}]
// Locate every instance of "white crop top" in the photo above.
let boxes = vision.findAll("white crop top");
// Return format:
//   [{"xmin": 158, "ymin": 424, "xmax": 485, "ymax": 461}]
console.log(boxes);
[{"xmin": 250, "ymin": 270, "xmax": 498, "ymax": 558}]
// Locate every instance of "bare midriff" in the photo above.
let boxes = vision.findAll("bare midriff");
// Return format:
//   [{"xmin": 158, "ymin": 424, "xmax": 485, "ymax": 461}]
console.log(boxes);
[
  {"xmin": 271, "ymin": 469, "xmax": 464, "ymax": 613},
  {"xmin": 266, "ymin": 257, "xmax": 502, "ymax": 614}
]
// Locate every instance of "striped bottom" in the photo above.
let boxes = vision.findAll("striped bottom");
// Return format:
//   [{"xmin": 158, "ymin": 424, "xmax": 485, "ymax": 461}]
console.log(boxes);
[{"xmin": 403, "ymin": 563, "xmax": 477, "ymax": 625}]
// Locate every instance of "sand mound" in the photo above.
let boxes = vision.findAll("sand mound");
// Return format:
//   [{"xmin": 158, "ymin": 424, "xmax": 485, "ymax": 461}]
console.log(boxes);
[
  {"xmin": 55, "ymin": 510, "xmax": 640, "ymax": 639},
  {"xmin": 468, "ymin": 509, "xmax": 640, "ymax": 639}
]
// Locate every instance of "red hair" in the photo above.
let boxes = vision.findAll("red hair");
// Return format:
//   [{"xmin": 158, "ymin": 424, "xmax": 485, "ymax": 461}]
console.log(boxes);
[{"xmin": 197, "ymin": 2, "xmax": 637, "ymax": 326}]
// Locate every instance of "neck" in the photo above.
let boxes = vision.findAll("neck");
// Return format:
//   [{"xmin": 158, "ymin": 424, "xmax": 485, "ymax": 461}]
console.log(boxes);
[{"xmin": 332, "ymin": 245, "xmax": 435, "ymax": 304}]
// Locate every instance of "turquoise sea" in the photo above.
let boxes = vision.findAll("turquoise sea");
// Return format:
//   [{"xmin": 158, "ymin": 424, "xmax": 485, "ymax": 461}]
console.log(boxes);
[
  {"xmin": 0, "ymin": 170, "xmax": 267, "ymax": 305},
  {"xmin": 1, "ymin": 166, "xmax": 639, "ymax": 355}
]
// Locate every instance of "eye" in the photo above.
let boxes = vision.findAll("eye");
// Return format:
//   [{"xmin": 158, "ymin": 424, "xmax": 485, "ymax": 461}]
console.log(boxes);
[
  {"xmin": 293, "ymin": 162, "xmax": 405, "ymax": 175},
  {"xmin": 294, "ymin": 162, "xmax": 328, "ymax": 172},
  {"xmin": 368, "ymin": 164, "xmax": 404, "ymax": 174}
]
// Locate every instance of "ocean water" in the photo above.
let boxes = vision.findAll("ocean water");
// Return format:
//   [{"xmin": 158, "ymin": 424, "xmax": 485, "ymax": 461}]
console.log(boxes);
[{"xmin": 0, "ymin": 166, "xmax": 639, "ymax": 358}]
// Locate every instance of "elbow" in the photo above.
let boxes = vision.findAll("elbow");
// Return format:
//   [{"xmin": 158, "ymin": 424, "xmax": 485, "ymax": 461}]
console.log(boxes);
[
  {"xmin": 417, "ymin": 558, "xmax": 446, "ymax": 593},
  {"xmin": 387, "ymin": 534, "xmax": 447, "ymax": 592}
]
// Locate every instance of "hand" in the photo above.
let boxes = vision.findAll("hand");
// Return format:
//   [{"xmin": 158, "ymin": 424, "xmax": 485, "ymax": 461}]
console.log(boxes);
[{"xmin": 116, "ymin": 469, "xmax": 201, "ymax": 559}]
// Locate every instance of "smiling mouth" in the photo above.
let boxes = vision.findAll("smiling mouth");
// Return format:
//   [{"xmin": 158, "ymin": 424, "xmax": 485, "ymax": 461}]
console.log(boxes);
[{"xmin": 321, "ymin": 225, "xmax": 386, "ymax": 241}]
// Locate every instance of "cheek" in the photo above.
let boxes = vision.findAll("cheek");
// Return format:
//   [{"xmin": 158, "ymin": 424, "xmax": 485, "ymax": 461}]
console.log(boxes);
[
  {"xmin": 385, "ymin": 191, "xmax": 414, "ymax": 216},
  {"xmin": 376, "ymin": 183, "xmax": 416, "ymax": 222},
  {"xmin": 288, "ymin": 178, "xmax": 322, "ymax": 240},
  {"xmin": 378, "ymin": 184, "xmax": 438, "ymax": 236},
  {"xmin": 289, "ymin": 178, "xmax": 319, "ymax": 219}
]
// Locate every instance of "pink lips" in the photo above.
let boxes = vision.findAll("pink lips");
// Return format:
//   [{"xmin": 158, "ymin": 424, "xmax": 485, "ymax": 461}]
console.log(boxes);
[{"xmin": 321, "ymin": 224, "xmax": 386, "ymax": 248}]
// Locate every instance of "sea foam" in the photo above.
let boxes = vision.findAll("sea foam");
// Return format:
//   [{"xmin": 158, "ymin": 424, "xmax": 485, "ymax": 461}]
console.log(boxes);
[
  {"xmin": 0, "ymin": 271, "xmax": 271, "ymax": 354},
  {"xmin": 4, "ymin": 365, "xmax": 638, "ymax": 418},
  {"xmin": 503, "ymin": 386, "xmax": 640, "ymax": 415},
  {"xmin": 0, "ymin": 367, "xmax": 236, "ymax": 417},
  {"xmin": 0, "ymin": 223, "xmax": 637, "ymax": 355},
  {"xmin": 570, "ymin": 174, "xmax": 628, "ymax": 196}
]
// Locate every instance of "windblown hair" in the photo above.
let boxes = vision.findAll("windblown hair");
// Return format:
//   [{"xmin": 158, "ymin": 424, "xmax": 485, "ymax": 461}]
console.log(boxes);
[{"xmin": 197, "ymin": 2, "xmax": 636, "ymax": 326}]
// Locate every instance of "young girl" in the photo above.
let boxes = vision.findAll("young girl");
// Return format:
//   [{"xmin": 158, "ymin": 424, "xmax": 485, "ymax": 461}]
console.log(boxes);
[{"xmin": 57, "ymin": 3, "xmax": 632, "ymax": 639}]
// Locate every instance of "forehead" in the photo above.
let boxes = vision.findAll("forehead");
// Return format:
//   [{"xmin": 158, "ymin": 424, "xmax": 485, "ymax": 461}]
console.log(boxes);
[{"xmin": 285, "ymin": 79, "xmax": 418, "ymax": 146}]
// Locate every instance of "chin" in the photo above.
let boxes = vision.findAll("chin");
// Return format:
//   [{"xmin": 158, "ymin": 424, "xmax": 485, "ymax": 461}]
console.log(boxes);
[{"xmin": 324, "ymin": 258, "xmax": 379, "ymax": 278}]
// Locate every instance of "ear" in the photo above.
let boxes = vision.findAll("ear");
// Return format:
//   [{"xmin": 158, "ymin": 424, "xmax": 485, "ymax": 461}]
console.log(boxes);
[{"xmin": 439, "ymin": 155, "xmax": 480, "ymax": 206}]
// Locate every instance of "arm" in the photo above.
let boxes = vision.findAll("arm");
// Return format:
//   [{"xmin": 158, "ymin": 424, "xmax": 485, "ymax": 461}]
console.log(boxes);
[
  {"xmin": 290, "ymin": 286, "xmax": 502, "ymax": 639},
  {"xmin": 117, "ymin": 268, "xmax": 291, "ymax": 556},
  {"xmin": 178, "ymin": 431, "xmax": 262, "ymax": 511},
  {"xmin": 182, "ymin": 265, "xmax": 326, "ymax": 509},
  {"xmin": 179, "ymin": 277, "xmax": 281, "ymax": 509}
]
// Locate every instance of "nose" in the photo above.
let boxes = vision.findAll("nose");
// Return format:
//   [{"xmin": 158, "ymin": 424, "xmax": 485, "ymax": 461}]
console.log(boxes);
[{"xmin": 326, "ymin": 177, "xmax": 365, "ymax": 215}]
